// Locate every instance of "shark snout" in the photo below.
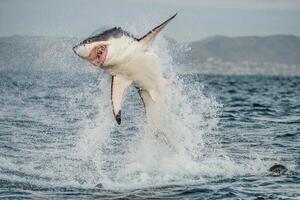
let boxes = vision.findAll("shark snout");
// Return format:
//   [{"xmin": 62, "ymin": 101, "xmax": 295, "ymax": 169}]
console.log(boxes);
[
  {"xmin": 73, "ymin": 44, "xmax": 85, "ymax": 58},
  {"xmin": 73, "ymin": 45, "xmax": 79, "ymax": 56},
  {"xmin": 72, "ymin": 43, "xmax": 90, "ymax": 58}
]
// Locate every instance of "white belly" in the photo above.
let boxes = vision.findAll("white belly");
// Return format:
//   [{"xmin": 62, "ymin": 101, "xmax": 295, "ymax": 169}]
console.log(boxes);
[{"xmin": 107, "ymin": 49, "xmax": 164, "ymax": 92}]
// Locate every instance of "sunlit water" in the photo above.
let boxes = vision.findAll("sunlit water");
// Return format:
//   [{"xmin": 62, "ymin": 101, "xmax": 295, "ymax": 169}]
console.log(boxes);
[{"xmin": 0, "ymin": 36, "xmax": 300, "ymax": 199}]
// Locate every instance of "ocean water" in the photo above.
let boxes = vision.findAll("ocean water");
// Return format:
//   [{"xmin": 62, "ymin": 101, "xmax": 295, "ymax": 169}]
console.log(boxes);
[
  {"xmin": 0, "ymin": 69, "xmax": 299, "ymax": 199},
  {"xmin": 0, "ymin": 33, "xmax": 300, "ymax": 199}
]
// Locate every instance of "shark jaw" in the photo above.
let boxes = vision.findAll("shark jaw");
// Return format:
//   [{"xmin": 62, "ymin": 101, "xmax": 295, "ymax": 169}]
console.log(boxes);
[
  {"xmin": 73, "ymin": 14, "xmax": 177, "ymax": 125},
  {"xmin": 73, "ymin": 43, "xmax": 108, "ymax": 66}
]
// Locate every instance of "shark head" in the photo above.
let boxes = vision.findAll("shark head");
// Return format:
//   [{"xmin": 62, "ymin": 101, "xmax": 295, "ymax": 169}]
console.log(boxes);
[{"xmin": 73, "ymin": 27, "xmax": 137, "ymax": 67}]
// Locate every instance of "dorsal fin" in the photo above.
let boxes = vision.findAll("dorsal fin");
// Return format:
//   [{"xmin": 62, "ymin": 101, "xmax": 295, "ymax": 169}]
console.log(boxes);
[{"xmin": 138, "ymin": 13, "xmax": 177, "ymax": 48}]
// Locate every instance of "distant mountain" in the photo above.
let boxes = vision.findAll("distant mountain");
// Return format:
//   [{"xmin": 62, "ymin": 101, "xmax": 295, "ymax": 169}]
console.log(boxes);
[
  {"xmin": 168, "ymin": 35, "xmax": 300, "ymax": 66},
  {"xmin": 0, "ymin": 35, "xmax": 300, "ymax": 74}
]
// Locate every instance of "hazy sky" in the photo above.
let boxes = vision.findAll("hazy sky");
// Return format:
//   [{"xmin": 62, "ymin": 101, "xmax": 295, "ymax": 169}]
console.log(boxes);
[{"xmin": 1, "ymin": 0, "xmax": 300, "ymax": 41}]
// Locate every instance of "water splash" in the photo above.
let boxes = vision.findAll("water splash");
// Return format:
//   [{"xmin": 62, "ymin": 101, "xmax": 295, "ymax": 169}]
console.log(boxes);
[
  {"xmin": 0, "ymin": 21, "xmax": 279, "ymax": 192},
  {"xmin": 61, "ymin": 24, "xmax": 269, "ymax": 189}
]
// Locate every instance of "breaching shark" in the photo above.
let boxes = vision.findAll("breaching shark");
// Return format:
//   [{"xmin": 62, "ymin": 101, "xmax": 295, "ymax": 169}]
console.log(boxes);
[{"xmin": 73, "ymin": 14, "xmax": 176, "ymax": 127}]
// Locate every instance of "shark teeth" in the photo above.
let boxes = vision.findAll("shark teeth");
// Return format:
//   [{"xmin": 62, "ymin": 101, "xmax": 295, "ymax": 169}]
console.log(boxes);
[{"xmin": 86, "ymin": 45, "xmax": 107, "ymax": 66}]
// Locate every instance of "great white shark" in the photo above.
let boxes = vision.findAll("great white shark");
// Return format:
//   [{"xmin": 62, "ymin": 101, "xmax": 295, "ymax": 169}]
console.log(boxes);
[{"xmin": 73, "ymin": 14, "xmax": 176, "ymax": 127}]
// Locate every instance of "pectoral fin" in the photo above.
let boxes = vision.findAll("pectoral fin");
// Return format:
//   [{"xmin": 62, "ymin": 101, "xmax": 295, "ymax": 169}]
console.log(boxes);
[
  {"xmin": 138, "ymin": 90, "xmax": 155, "ymax": 124},
  {"xmin": 111, "ymin": 75, "xmax": 132, "ymax": 125},
  {"xmin": 138, "ymin": 89, "xmax": 163, "ymax": 125}
]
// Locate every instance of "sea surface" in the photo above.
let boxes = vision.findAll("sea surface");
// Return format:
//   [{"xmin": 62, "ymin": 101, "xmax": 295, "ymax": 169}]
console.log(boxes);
[{"xmin": 0, "ymin": 69, "xmax": 299, "ymax": 199}]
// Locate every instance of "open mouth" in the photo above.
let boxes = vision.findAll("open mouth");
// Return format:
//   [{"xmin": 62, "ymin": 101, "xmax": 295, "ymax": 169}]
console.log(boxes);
[{"xmin": 87, "ymin": 45, "xmax": 107, "ymax": 66}]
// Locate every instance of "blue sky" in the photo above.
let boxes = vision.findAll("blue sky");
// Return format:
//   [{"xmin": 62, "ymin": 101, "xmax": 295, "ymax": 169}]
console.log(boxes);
[{"xmin": 1, "ymin": 0, "xmax": 300, "ymax": 41}]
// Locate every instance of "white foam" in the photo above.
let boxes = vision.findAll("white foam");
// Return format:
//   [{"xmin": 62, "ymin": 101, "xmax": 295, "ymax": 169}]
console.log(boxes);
[
  {"xmin": 0, "ymin": 20, "xmax": 278, "ymax": 190},
  {"xmin": 64, "ymin": 22, "xmax": 270, "ymax": 189}
]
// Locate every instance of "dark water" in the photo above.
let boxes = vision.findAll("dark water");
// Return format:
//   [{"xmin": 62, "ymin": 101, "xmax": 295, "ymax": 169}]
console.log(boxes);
[{"xmin": 0, "ymin": 70, "xmax": 299, "ymax": 199}]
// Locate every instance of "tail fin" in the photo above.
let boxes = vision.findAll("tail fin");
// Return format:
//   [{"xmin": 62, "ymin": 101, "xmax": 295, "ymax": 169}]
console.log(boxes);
[{"xmin": 138, "ymin": 13, "xmax": 177, "ymax": 49}]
